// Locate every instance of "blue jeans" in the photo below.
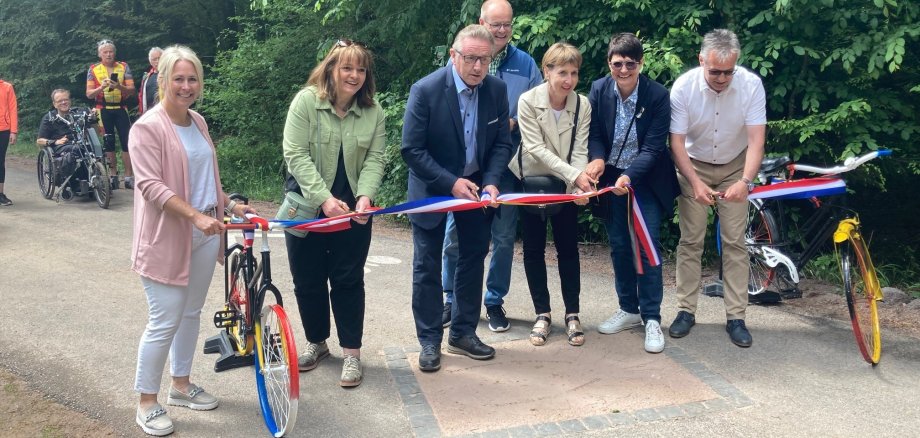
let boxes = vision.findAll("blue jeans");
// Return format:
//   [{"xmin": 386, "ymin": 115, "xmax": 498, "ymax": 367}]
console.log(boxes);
[
  {"xmin": 443, "ymin": 172, "xmax": 518, "ymax": 307},
  {"xmin": 604, "ymin": 182, "xmax": 665, "ymax": 323}
]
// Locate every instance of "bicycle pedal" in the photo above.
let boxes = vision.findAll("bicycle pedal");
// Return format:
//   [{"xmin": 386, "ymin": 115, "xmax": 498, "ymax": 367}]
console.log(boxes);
[
  {"xmin": 780, "ymin": 288, "xmax": 802, "ymax": 299},
  {"xmin": 213, "ymin": 309, "xmax": 239, "ymax": 328}
]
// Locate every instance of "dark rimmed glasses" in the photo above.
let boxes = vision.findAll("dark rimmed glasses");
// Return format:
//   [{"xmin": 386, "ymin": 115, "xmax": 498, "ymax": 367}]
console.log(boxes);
[
  {"xmin": 707, "ymin": 68, "xmax": 737, "ymax": 77},
  {"xmin": 455, "ymin": 49, "xmax": 492, "ymax": 65}
]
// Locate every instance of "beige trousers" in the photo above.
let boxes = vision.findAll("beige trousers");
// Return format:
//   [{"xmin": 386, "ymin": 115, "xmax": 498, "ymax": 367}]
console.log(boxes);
[{"xmin": 675, "ymin": 151, "xmax": 749, "ymax": 320}]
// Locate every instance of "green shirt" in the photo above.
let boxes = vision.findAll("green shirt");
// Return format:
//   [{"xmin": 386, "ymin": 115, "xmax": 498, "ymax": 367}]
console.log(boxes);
[{"xmin": 282, "ymin": 86, "xmax": 387, "ymax": 211}]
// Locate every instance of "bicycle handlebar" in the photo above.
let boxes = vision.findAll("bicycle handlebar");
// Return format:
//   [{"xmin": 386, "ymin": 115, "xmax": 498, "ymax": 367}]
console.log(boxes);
[
  {"xmin": 791, "ymin": 149, "xmax": 891, "ymax": 175},
  {"xmin": 225, "ymin": 213, "xmax": 271, "ymax": 230}
]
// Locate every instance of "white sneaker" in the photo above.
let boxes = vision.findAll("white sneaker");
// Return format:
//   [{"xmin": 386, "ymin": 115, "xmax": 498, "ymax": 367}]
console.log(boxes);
[
  {"xmin": 598, "ymin": 310, "xmax": 643, "ymax": 334},
  {"xmin": 645, "ymin": 320, "xmax": 665, "ymax": 353}
]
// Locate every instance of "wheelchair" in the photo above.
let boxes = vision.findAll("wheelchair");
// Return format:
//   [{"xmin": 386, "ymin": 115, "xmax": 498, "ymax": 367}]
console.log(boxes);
[{"xmin": 36, "ymin": 107, "xmax": 112, "ymax": 209}]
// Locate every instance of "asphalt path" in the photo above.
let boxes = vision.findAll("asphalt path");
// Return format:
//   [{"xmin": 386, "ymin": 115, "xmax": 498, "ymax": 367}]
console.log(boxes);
[{"xmin": 1, "ymin": 160, "xmax": 919, "ymax": 437}]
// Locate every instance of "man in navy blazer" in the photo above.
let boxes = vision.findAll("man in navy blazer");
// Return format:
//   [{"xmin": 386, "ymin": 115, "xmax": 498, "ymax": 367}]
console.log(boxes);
[
  {"xmin": 401, "ymin": 24, "xmax": 513, "ymax": 372},
  {"xmin": 585, "ymin": 33, "xmax": 679, "ymax": 354}
]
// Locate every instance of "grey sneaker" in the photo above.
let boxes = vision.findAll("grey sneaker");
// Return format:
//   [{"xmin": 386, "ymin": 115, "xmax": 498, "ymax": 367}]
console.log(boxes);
[
  {"xmin": 0, "ymin": 193, "xmax": 12, "ymax": 206},
  {"xmin": 136, "ymin": 404, "xmax": 174, "ymax": 436},
  {"xmin": 598, "ymin": 309, "xmax": 643, "ymax": 334},
  {"xmin": 340, "ymin": 355, "xmax": 363, "ymax": 387},
  {"xmin": 298, "ymin": 341, "xmax": 330, "ymax": 371},
  {"xmin": 124, "ymin": 176, "xmax": 135, "ymax": 189},
  {"xmin": 166, "ymin": 384, "xmax": 219, "ymax": 410}
]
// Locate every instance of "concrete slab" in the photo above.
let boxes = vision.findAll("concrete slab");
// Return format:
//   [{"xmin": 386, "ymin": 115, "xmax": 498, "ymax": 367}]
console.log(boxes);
[{"xmin": 396, "ymin": 332, "xmax": 723, "ymax": 436}]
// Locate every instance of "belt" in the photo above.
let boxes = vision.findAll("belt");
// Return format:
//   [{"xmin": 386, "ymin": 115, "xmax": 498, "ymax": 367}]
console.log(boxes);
[{"xmin": 101, "ymin": 105, "xmax": 125, "ymax": 110}]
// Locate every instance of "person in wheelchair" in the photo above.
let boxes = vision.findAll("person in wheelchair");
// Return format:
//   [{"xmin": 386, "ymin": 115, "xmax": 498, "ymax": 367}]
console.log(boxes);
[{"xmin": 37, "ymin": 89, "xmax": 90, "ymax": 189}]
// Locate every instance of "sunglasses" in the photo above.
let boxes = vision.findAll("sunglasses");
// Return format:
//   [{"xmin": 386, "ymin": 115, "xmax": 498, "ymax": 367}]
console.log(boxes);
[
  {"xmin": 609, "ymin": 60, "xmax": 639, "ymax": 71},
  {"xmin": 336, "ymin": 38, "xmax": 368, "ymax": 49},
  {"xmin": 97, "ymin": 39, "xmax": 114, "ymax": 48},
  {"xmin": 707, "ymin": 68, "xmax": 737, "ymax": 77}
]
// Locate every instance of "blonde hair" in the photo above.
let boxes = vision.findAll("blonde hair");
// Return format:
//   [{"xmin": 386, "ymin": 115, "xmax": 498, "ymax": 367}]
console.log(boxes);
[
  {"xmin": 156, "ymin": 45, "xmax": 204, "ymax": 103},
  {"xmin": 542, "ymin": 42, "xmax": 582, "ymax": 71},
  {"xmin": 306, "ymin": 41, "xmax": 376, "ymax": 108}
]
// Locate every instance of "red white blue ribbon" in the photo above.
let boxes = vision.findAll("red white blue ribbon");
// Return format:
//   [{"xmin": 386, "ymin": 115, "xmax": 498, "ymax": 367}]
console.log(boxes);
[
  {"xmin": 240, "ymin": 187, "xmax": 648, "ymax": 235},
  {"xmin": 625, "ymin": 186, "xmax": 661, "ymax": 274},
  {"xmin": 748, "ymin": 177, "xmax": 846, "ymax": 200}
]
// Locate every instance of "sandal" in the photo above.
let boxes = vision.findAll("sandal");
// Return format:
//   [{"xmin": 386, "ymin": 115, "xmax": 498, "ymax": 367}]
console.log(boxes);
[
  {"xmin": 566, "ymin": 314, "xmax": 585, "ymax": 347},
  {"xmin": 530, "ymin": 315, "xmax": 551, "ymax": 346}
]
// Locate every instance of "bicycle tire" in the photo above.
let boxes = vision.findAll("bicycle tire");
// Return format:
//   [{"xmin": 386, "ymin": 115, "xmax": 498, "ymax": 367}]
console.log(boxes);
[
  {"xmin": 747, "ymin": 199, "xmax": 780, "ymax": 295},
  {"xmin": 37, "ymin": 148, "xmax": 55, "ymax": 200},
  {"xmin": 226, "ymin": 249, "xmax": 254, "ymax": 355},
  {"xmin": 90, "ymin": 160, "xmax": 111, "ymax": 209},
  {"xmin": 840, "ymin": 232, "xmax": 882, "ymax": 365},
  {"xmin": 253, "ymin": 299, "xmax": 299, "ymax": 437}
]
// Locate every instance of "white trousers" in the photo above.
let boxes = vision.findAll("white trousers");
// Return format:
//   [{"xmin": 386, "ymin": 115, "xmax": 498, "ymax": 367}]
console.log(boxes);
[{"xmin": 134, "ymin": 228, "xmax": 219, "ymax": 394}]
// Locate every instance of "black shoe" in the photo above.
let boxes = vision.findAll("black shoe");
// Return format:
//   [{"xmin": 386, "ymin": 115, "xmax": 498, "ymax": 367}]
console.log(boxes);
[
  {"xmin": 447, "ymin": 335, "xmax": 495, "ymax": 360},
  {"xmin": 0, "ymin": 193, "xmax": 12, "ymax": 206},
  {"xmin": 668, "ymin": 311, "xmax": 696, "ymax": 338},
  {"xmin": 486, "ymin": 305, "xmax": 510, "ymax": 332},
  {"xmin": 124, "ymin": 177, "xmax": 134, "ymax": 190},
  {"xmin": 110, "ymin": 175, "xmax": 119, "ymax": 190},
  {"xmin": 419, "ymin": 344, "xmax": 441, "ymax": 372},
  {"xmin": 726, "ymin": 319, "xmax": 753, "ymax": 347},
  {"xmin": 442, "ymin": 302, "xmax": 452, "ymax": 328}
]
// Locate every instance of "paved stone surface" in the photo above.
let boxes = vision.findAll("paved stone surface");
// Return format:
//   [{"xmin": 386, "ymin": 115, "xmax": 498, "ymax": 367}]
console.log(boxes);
[{"xmin": 390, "ymin": 333, "xmax": 734, "ymax": 436}]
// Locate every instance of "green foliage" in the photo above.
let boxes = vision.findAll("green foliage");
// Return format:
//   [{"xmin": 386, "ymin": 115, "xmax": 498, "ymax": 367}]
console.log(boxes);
[{"xmin": 216, "ymin": 136, "xmax": 284, "ymax": 202}]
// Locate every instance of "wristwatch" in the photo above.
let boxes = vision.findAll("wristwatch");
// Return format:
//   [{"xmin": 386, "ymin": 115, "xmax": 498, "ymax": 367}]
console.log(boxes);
[{"xmin": 741, "ymin": 177, "xmax": 755, "ymax": 193}]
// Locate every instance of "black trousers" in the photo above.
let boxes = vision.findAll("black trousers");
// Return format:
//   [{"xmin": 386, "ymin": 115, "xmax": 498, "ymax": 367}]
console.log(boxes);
[
  {"xmin": 99, "ymin": 107, "xmax": 131, "ymax": 152},
  {"xmin": 0, "ymin": 130, "xmax": 8, "ymax": 183},
  {"xmin": 411, "ymin": 206, "xmax": 493, "ymax": 345},
  {"xmin": 285, "ymin": 219, "xmax": 372, "ymax": 349},
  {"xmin": 521, "ymin": 203, "xmax": 581, "ymax": 315}
]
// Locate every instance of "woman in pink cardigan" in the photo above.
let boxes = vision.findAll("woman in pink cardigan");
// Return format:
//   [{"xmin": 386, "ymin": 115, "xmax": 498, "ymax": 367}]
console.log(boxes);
[{"xmin": 129, "ymin": 45, "xmax": 255, "ymax": 437}]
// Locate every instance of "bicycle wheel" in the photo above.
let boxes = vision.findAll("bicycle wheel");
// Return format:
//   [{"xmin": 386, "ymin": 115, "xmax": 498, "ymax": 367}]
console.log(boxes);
[
  {"xmin": 253, "ymin": 289, "xmax": 299, "ymax": 437},
  {"xmin": 37, "ymin": 148, "xmax": 55, "ymax": 200},
  {"xmin": 226, "ymin": 249, "xmax": 254, "ymax": 355},
  {"xmin": 89, "ymin": 160, "xmax": 111, "ymax": 209},
  {"xmin": 747, "ymin": 199, "xmax": 780, "ymax": 295},
  {"xmin": 838, "ymin": 225, "xmax": 882, "ymax": 365}
]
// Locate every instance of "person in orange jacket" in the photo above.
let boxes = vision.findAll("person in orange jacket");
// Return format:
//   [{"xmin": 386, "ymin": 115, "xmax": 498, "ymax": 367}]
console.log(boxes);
[{"xmin": 0, "ymin": 77, "xmax": 18, "ymax": 206}]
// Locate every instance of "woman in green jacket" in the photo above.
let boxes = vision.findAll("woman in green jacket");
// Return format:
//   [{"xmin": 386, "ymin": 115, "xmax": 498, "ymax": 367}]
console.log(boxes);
[{"xmin": 281, "ymin": 39, "xmax": 386, "ymax": 388}]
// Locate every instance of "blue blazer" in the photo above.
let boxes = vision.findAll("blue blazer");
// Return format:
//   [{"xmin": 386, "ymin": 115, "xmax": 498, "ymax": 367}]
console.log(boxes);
[
  {"xmin": 401, "ymin": 65, "xmax": 513, "ymax": 229},
  {"xmin": 587, "ymin": 74, "xmax": 679, "ymax": 212}
]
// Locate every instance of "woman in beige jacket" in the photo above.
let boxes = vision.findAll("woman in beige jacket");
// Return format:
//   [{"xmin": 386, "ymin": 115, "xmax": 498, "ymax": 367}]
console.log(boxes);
[{"xmin": 509, "ymin": 42, "xmax": 594, "ymax": 347}]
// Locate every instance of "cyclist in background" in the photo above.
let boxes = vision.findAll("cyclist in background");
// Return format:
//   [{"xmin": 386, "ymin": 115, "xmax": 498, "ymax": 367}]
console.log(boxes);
[{"xmin": 86, "ymin": 39, "xmax": 135, "ymax": 189}]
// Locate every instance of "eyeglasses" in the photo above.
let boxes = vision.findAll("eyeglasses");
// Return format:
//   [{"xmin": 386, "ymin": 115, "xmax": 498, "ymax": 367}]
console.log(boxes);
[
  {"xmin": 609, "ymin": 60, "xmax": 639, "ymax": 71},
  {"xmin": 54, "ymin": 98, "xmax": 71, "ymax": 105},
  {"xmin": 484, "ymin": 21, "xmax": 512, "ymax": 31},
  {"xmin": 336, "ymin": 38, "xmax": 368, "ymax": 49},
  {"xmin": 707, "ymin": 68, "xmax": 737, "ymax": 77},
  {"xmin": 97, "ymin": 39, "xmax": 114, "ymax": 48},
  {"xmin": 455, "ymin": 50, "xmax": 492, "ymax": 65}
]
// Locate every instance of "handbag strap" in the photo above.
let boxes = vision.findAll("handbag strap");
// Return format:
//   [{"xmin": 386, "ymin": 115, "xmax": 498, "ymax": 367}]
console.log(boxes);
[{"xmin": 518, "ymin": 94, "xmax": 581, "ymax": 182}]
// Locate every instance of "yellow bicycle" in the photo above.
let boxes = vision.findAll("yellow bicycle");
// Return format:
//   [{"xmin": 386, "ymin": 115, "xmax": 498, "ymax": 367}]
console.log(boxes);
[{"xmin": 746, "ymin": 150, "xmax": 889, "ymax": 365}]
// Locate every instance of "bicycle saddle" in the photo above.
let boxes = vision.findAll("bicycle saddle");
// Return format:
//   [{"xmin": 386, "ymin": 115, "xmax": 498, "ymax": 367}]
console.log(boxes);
[{"xmin": 759, "ymin": 156, "xmax": 791, "ymax": 174}]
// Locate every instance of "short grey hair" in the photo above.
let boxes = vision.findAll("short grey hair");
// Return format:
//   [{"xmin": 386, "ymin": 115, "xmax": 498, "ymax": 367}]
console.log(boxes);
[
  {"xmin": 700, "ymin": 29, "xmax": 740, "ymax": 62},
  {"xmin": 148, "ymin": 47, "xmax": 163, "ymax": 58},
  {"xmin": 452, "ymin": 24, "xmax": 495, "ymax": 52}
]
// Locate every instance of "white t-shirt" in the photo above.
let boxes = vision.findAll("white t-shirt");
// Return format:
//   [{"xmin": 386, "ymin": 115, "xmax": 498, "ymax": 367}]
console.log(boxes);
[
  {"xmin": 669, "ymin": 66, "xmax": 767, "ymax": 164},
  {"xmin": 174, "ymin": 123, "xmax": 217, "ymax": 211}
]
